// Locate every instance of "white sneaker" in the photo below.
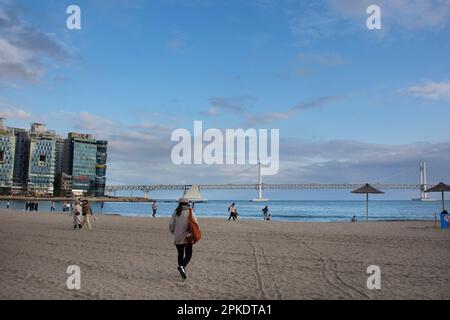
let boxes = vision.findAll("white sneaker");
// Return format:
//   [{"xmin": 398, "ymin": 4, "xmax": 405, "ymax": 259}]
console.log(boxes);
[{"xmin": 177, "ymin": 266, "xmax": 187, "ymax": 279}]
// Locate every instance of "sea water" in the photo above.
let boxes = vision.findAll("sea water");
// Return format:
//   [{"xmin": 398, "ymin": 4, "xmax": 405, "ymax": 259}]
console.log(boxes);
[{"xmin": 1, "ymin": 200, "xmax": 447, "ymax": 222}]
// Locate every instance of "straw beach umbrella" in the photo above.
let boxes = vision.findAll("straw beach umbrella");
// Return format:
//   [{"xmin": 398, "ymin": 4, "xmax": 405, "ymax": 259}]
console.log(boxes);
[
  {"xmin": 351, "ymin": 183, "xmax": 384, "ymax": 222},
  {"xmin": 425, "ymin": 182, "xmax": 450, "ymax": 212}
]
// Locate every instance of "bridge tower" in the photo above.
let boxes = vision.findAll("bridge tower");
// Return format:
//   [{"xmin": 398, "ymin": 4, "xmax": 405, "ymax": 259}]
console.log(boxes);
[
  {"xmin": 413, "ymin": 161, "xmax": 434, "ymax": 201},
  {"xmin": 252, "ymin": 162, "xmax": 269, "ymax": 202},
  {"xmin": 420, "ymin": 162, "xmax": 428, "ymax": 200}
]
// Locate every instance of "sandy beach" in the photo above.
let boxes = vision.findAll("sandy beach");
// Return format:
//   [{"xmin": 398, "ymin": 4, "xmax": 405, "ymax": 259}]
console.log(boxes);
[{"xmin": 0, "ymin": 209, "xmax": 449, "ymax": 300}]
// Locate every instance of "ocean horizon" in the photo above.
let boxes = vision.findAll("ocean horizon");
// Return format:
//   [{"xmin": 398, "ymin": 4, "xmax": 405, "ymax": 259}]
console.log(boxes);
[{"xmin": 2, "ymin": 199, "xmax": 447, "ymax": 222}]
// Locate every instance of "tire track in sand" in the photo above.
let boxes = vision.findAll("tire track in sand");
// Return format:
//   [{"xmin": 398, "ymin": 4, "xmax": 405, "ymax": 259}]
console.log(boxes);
[
  {"xmin": 249, "ymin": 234, "xmax": 282, "ymax": 299},
  {"xmin": 298, "ymin": 238, "xmax": 370, "ymax": 299}
]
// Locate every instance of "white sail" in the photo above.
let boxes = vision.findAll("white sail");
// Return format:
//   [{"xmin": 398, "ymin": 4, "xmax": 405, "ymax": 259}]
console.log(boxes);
[{"xmin": 183, "ymin": 185, "xmax": 207, "ymax": 202}]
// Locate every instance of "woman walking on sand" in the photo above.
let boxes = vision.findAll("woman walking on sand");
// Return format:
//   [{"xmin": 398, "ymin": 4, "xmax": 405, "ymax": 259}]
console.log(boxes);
[
  {"xmin": 81, "ymin": 200, "xmax": 95, "ymax": 230},
  {"xmin": 169, "ymin": 198, "xmax": 200, "ymax": 279},
  {"xmin": 70, "ymin": 200, "xmax": 83, "ymax": 230},
  {"xmin": 152, "ymin": 200, "xmax": 157, "ymax": 217},
  {"xmin": 228, "ymin": 202, "xmax": 237, "ymax": 221}
]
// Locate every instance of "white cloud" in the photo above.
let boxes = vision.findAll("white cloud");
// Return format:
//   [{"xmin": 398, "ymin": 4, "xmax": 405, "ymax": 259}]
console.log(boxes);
[
  {"xmin": 282, "ymin": 0, "xmax": 450, "ymax": 41},
  {"xmin": 400, "ymin": 81, "xmax": 450, "ymax": 101},
  {"xmin": 245, "ymin": 96, "xmax": 344, "ymax": 125},
  {"xmin": 0, "ymin": 6, "xmax": 71, "ymax": 84},
  {"xmin": 0, "ymin": 99, "xmax": 34, "ymax": 120}
]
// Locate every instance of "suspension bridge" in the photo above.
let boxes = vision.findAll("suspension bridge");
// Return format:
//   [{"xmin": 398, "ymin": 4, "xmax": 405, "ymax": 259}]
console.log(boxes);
[{"xmin": 105, "ymin": 162, "xmax": 433, "ymax": 201}]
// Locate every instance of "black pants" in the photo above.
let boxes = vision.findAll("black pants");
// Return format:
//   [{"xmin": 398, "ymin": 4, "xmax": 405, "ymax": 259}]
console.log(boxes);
[{"xmin": 176, "ymin": 244, "xmax": 193, "ymax": 267}]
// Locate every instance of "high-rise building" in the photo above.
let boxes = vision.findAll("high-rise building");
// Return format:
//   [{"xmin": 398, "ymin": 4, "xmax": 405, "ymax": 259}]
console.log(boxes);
[
  {"xmin": 95, "ymin": 140, "xmax": 108, "ymax": 197},
  {"xmin": 25, "ymin": 124, "xmax": 56, "ymax": 195},
  {"xmin": 67, "ymin": 132, "xmax": 107, "ymax": 197},
  {"xmin": 12, "ymin": 128, "xmax": 30, "ymax": 192},
  {"xmin": 0, "ymin": 118, "xmax": 16, "ymax": 194}
]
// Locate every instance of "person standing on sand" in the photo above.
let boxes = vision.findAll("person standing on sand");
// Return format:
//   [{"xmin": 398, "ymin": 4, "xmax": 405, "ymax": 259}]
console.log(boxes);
[
  {"xmin": 70, "ymin": 200, "xmax": 83, "ymax": 229},
  {"xmin": 6, "ymin": 201, "xmax": 10, "ymax": 209},
  {"xmin": 262, "ymin": 206, "xmax": 270, "ymax": 221},
  {"xmin": 228, "ymin": 203, "xmax": 237, "ymax": 221},
  {"xmin": 169, "ymin": 198, "xmax": 199, "ymax": 280},
  {"xmin": 50, "ymin": 201, "xmax": 55, "ymax": 212},
  {"xmin": 81, "ymin": 200, "xmax": 95, "ymax": 230},
  {"xmin": 152, "ymin": 200, "xmax": 157, "ymax": 217}
]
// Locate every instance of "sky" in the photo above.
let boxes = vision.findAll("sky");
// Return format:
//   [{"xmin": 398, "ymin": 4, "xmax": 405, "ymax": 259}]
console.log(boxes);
[{"xmin": 1, "ymin": 0, "xmax": 450, "ymax": 200}]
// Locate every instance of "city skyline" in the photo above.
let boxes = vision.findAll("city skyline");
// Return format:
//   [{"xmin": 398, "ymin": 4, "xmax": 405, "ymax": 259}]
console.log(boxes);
[
  {"xmin": 0, "ymin": 119, "xmax": 108, "ymax": 197},
  {"xmin": 1, "ymin": 0, "xmax": 450, "ymax": 199}
]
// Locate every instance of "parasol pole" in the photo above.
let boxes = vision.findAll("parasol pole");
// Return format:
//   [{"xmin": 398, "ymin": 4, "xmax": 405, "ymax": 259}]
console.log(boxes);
[
  {"xmin": 366, "ymin": 193, "xmax": 369, "ymax": 222},
  {"xmin": 442, "ymin": 191, "xmax": 445, "ymax": 212},
  {"xmin": 435, "ymin": 212, "xmax": 437, "ymax": 230}
]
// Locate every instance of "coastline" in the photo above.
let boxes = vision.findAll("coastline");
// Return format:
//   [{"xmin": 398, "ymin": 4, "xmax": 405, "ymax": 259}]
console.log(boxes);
[
  {"xmin": 0, "ymin": 196, "xmax": 152, "ymax": 202},
  {"xmin": 0, "ymin": 209, "xmax": 449, "ymax": 299}
]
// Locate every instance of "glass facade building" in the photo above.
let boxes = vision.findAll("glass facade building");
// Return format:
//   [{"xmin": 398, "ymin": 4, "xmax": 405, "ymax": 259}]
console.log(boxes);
[
  {"xmin": 95, "ymin": 140, "xmax": 108, "ymax": 197},
  {"xmin": 26, "ymin": 132, "xmax": 56, "ymax": 194},
  {"xmin": 67, "ymin": 133, "xmax": 107, "ymax": 196},
  {"xmin": 0, "ymin": 124, "xmax": 16, "ymax": 193}
]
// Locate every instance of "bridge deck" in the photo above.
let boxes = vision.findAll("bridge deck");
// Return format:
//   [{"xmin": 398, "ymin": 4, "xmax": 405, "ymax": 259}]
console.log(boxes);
[{"xmin": 105, "ymin": 183, "xmax": 424, "ymax": 192}]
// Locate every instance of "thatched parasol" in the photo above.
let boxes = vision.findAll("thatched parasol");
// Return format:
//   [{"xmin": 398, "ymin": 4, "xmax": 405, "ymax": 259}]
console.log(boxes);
[
  {"xmin": 425, "ymin": 182, "xmax": 450, "ymax": 212},
  {"xmin": 351, "ymin": 183, "xmax": 384, "ymax": 222}
]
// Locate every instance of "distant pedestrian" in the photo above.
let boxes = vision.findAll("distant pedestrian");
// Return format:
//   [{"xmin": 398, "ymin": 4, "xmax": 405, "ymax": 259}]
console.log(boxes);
[
  {"xmin": 152, "ymin": 200, "xmax": 158, "ymax": 217},
  {"xmin": 50, "ymin": 201, "xmax": 56, "ymax": 212},
  {"xmin": 262, "ymin": 206, "xmax": 270, "ymax": 221},
  {"xmin": 35, "ymin": 202, "xmax": 39, "ymax": 212},
  {"xmin": 70, "ymin": 200, "xmax": 83, "ymax": 230},
  {"xmin": 100, "ymin": 202, "xmax": 104, "ymax": 213},
  {"xmin": 6, "ymin": 201, "xmax": 10, "ymax": 209},
  {"xmin": 81, "ymin": 200, "xmax": 95, "ymax": 230},
  {"xmin": 169, "ymin": 198, "xmax": 200, "ymax": 280},
  {"xmin": 228, "ymin": 203, "xmax": 237, "ymax": 221},
  {"xmin": 351, "ymin": 215, "xmax": 358, "ymax": 222}
]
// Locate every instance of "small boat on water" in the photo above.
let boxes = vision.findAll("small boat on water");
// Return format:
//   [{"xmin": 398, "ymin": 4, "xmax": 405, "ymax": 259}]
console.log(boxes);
[{"xmin": 182, "ymin": 184, "xmax": 208, "ymax": 203}]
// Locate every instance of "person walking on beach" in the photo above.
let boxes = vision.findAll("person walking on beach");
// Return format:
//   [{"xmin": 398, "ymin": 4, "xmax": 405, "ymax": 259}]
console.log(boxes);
[
  {"xmin": 70, "ymin": 200, "xmax": 83, "ymax": 230},
  {"xmin": 81, "ymin": 200, "xmax": 95, "ymax": 230},
  {"xmin": 50, "ymin": 201, "xmax": 55, "ymax": 212},
  {"xmin": 152, "ymin": 200, "xmax": 157, "ymax": 217},
  {"xmin": 169, "ymin": 198, "xmax": 200, "ymax": 280},
  {"xmin": 262, "ymin": 206, "xmax": 270, "ymax": 221},
  {"xmin": 100, "ymin": 202, "xmax": 104, "ymax": 213},
  {"xmin": 228, "ymin": 203, "xmax": 237, "ymax": 221},
  {"xmin": 6, "ymin": 201, "xmax": 10, "ymax": 209}
]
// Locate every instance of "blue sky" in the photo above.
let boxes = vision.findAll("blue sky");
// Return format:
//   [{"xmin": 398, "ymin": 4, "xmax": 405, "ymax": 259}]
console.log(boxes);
[{"xmin": 1, "ymin": 0, "xmax": 450, "ymax": 200}]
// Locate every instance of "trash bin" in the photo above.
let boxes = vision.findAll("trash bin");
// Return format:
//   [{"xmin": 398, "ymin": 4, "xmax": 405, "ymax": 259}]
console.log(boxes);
[{"xmin": 440, "ymin": 213, "xmax": 450, "ymax": 229}]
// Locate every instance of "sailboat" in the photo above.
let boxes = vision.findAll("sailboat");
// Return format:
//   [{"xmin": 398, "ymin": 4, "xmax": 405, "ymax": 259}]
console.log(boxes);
[{"xmin": 182, "ymin": 184, "xmax": 208, "ymax": 203}]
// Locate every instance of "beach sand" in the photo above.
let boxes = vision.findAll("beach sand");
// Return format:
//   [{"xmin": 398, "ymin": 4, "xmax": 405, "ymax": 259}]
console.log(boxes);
[{"xmin": 0, "ymin": 209, "xmax": 449, "ymax": 300}]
